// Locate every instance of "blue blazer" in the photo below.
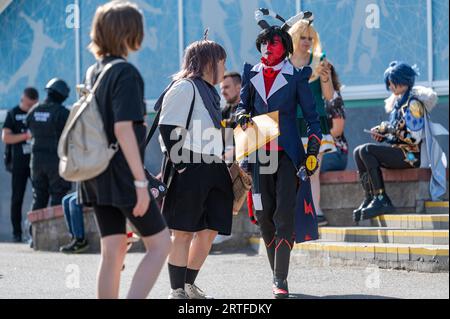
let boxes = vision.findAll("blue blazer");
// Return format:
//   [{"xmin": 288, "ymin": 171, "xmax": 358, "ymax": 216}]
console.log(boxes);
[{"xmin": 237, "ymin": 60, "xmax": 322, "ymax": 167}]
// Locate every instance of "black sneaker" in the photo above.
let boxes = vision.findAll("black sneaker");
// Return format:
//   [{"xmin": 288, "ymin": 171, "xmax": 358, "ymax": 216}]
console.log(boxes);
[
  {"xmin": 13, "ymin": 235, "xmax": 22, "ymax": 243},
  {"xmin": 60, "ymin": 239, "xmax": 89, "ymax": 254},
  {"xmin": 361, "ymin": 193, "xmax": 395, "ymax": 220},
  {"xmin": 273, "ymin": 278, "xmax": 289, "ymax": 299},
  {"xmin": 353, "ymin": 197, "xmax": 373, "ymax": 222}
]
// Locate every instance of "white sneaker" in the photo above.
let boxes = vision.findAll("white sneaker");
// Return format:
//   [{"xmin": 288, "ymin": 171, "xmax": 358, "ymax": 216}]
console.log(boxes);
[
  {"xmin": 185, "ymin": 284, "xmax": 213, "ymax": 299},
  {"xmin": 168, "ymin": 288, "xmax": 189, "ymax": 299},
  {"xmin": 212, "ymin": 234, "xmax": 232, "ymax": 245}
]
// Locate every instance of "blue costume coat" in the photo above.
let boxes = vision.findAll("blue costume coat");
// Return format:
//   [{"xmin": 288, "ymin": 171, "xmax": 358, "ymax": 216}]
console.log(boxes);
[{"xmin": 237, "ymin": 60, "xmax": 322, "ymax": 243}]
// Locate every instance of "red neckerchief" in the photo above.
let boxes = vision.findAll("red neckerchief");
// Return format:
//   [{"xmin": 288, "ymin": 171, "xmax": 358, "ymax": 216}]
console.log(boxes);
[{"xmin": 262, "ymin": 62, "xmax": 284, "ymax": 151}]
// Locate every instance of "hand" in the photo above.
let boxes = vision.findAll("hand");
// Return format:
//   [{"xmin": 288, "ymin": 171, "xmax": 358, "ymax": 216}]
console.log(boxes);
[
  {"xmin": 317, "ymin": 61, "xmax": 331, "ymax": 82},
  {"xmin": 304, "ymin": 155, "xmax": 319, "ymax": 176},
  {"xmin": 24, "ymin": 132, "xmax": 32, "ymax": 141},
  {"xmin": 237, "ymin": 113, "xmax": 252, "ymax": 131},
  {"xmin": 370, "ymin": 127, "xmax": 384, "ymax": 142},
  {"xmin": 133, "ymin": 187, "xmax": 150, "ymax": 217}
]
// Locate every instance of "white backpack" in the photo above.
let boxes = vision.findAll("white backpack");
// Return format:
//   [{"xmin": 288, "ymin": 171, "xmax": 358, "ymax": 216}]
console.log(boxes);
[{"xmin": 58, "ymin": 60, "xmax": 125, "ymax": 182}]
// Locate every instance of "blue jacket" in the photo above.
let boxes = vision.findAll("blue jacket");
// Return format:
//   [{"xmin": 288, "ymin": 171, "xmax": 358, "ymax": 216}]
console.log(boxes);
[{"xmin": 237, "ymin": 60, "xmax": 322, "ymax": 167}]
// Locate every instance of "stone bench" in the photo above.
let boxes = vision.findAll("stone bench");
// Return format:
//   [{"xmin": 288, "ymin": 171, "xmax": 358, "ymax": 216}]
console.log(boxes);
[
  {"xmin": 28, "ymin": 206, "xmax": 101, "ymax": 253},
  {"xmin": 319, "ymin": 168, "xmax": 449, "ymax": 226},
  {"xmin": 27, "ymin": 168, "xmax": 448, "ymax": 252},
  {"xmin": 27, "ymin": 204, "xmax": 259, "ymax": 253}
]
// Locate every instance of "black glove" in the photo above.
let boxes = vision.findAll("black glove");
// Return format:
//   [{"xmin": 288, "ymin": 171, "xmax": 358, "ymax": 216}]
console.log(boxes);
[
  {"xmin": 303, "ymin": 135, "xmax": 321, "ymax": 176},
  {"xmin": 236, "ymin": 111, "xmax": 252, "ymax": 128}
]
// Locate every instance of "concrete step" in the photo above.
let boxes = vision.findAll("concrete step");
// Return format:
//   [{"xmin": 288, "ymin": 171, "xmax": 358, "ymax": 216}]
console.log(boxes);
[
  {"xmin": 250, "ymin": 237, "xmax": 449, "ymax": 273},
  {"xmin": 425, "ymin": 201, "xmax": 449, "ymax": 214},
  {"xmin": 358, "ymin": 214, "xmax": 449, "ymax": 230},
  {"xmin": 319, "ymin": 227, "xmax": 448, "ymax": 245}
]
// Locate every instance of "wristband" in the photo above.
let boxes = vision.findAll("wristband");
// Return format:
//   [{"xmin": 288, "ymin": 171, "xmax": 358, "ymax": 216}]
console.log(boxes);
[{"xmin": 134, "ymin": 180, "xmax": 149, "ymax": 189}]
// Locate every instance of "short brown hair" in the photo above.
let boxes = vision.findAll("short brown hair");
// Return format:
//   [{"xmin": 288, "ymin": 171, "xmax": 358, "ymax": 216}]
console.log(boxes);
[
  {"xmin": 174, "ymin": 40, "xmax": 227, "ymax": 84},
  {"xmin": 223, "ymin": 71, "xmax": 241, "ymax": 86},
  {"xmin": 89, "ymin": 1, "xmax": 144, "ymax": 59}
]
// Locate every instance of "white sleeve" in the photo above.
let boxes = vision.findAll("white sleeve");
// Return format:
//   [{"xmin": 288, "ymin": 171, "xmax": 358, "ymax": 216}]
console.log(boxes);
[{"xmin": 158, "ymin": 80, "xmax": 194, "ymax": 128}]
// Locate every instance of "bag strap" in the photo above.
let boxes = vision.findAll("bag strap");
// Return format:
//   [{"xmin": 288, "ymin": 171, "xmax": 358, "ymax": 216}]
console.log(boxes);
[
  {"xmin": 144, "ymin": 79, "xmax": 196, "ymax": 148},
  {"xmin": 91, "ymin": 59, "xmax": 127, "ymax": 94}
]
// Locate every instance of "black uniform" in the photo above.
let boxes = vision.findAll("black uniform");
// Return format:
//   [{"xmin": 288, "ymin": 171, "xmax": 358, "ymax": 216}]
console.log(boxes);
[
  {"xmin": 2, "ymin": 106, "xmax": 31, "ymax": 238},
  {"xmin": 26, "ymin": 101, "xmax": 71, "ymax": 210}
]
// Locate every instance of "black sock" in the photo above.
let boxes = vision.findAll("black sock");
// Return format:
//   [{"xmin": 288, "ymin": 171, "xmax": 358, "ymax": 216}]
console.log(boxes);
[
  {"xmin": 185, "ymin": 268, "xmax": 200, "ymax": 285},
  {"xmin": 168, "ymin": 264, "xmax": 187, "ymax": 290}
]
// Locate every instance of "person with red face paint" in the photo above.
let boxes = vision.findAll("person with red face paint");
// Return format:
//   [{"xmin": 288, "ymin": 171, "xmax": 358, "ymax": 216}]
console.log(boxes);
[{"xmin": 236, "ymin": 9, "xmax": 322, "ymax": 299}]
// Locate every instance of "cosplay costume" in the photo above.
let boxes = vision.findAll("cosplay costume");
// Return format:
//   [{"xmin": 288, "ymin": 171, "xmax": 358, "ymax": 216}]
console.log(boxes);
[
  {"xmin": 353, "ymin": 62, "xmax": 448, "ymax": 222},
  {"xmin": 297, "ymin": 51, "xmax": 336, "ymax": 154},
  {"xmin": 236, "ymin": 9, "xmax": 322, "ymax": 299}
]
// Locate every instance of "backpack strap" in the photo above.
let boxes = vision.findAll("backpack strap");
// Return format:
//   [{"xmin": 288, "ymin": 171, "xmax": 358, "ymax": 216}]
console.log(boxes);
[
  {"xmin": 144, "ymin": 80, "xmax": 196, "ymax": 148},
  {"xmin": 91, "ymin": 59, "xmax": 127, "ymax": 94}
]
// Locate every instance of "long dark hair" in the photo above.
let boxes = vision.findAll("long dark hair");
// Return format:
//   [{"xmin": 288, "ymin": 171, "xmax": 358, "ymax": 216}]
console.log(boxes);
[
  {"xmin": 329, "ymin": 63, "xmax": 342, "ymax": 92},
  {"xmin": 174, "ymin": 40, "xmax": 227, "ymax": 84}
]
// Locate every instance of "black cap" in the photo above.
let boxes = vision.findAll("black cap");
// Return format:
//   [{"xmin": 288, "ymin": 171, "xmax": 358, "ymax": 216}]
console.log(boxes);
[{"xmin": 45, "ymin": 78, "xmax": 70, "ymax": 99}]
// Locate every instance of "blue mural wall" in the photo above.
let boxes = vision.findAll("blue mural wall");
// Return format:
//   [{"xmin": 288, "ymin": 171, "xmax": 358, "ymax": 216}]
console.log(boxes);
[{"xmin": 0, "ymin": 0, "xmax": 448, "ymax": 109}]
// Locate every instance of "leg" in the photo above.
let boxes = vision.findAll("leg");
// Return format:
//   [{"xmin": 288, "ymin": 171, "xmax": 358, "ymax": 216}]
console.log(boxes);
[
  {"xmin": 69, "ymin": 195, "xmax": 85, "ymax": 240},
  {"xmin": 352, "ymin": 145, "xmax": 374, "ymax": 222},
  {"xmin": 272, "ymin": 153, "xmax": 298, "ymax": 299},
  {"xmin": 48, "ymin": 165, "xmax": 71, "ymax": 207},
  {"xmin": 10, "ymin": 170, "xmax": 29, "ymax": 239},
  {"xmin": 256, "ymin": 163, "xmax": 277, "ymax": 273},
  {"xmin": 273, "ymin": 153, "xmax": 297, "ymax": 282},
  {"xmin": 30, "ymin": 163, "xmax": 49, "ymax": 210},
  {"xmin": 310, "ymin": 153, "xmax": 323, "ymax": 217},
  {"xmin": 168, "ymin": 230, "xmax": 194, "ymax": 291},
  {"xmin": 97, "ymin": 234, "xmax": 128, "ymax": 299},
  {"xmin": 92, "ymin": 205, "xmax": 129, "ymax": 299},
  {"xmin": 62, "ymin": 193, "xmax": 75, "ymax": 237},
  {"xmin": 359, "ymin": 144, "xmax": 411, "ymax": 219},
  {"xmin": 127, "ymin": 228, "xmax": 171, "ymax": 299},
  {"xmin": 186, "ymin": 229, "xmax": 219, "ymax": 282}
]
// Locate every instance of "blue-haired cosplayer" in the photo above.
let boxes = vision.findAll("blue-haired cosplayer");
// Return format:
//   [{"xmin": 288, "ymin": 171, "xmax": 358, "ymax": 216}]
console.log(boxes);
[
  {"xmin": 236, "ymin": 9, "xmax": 322, "ymax": 299},
  {"xmin": 353, "ymin": 61, "xmax": 448, "ymax": 222}
]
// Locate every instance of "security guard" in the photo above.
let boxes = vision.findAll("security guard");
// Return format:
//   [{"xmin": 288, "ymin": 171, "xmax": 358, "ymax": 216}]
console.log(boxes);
[
  {"xmin": 26, "ymin": 78, "xmax": 71, "ymax": 210},
  {"xmin": 2, "ymin": 87, "xmax": 39, "ymax": 242}
]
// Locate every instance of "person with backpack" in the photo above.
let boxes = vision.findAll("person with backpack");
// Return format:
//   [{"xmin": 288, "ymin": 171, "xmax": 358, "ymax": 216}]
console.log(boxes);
[
  {"xmin": 2, "ymin": 87, "xmax": 38, "ymax": 242},
  {"xmin": 353, "ymin": 61, "xmax": 448, "ymax": 222},
  {"xmin": 75, "ymin": 1, "xmax": 170, "ymax": 299},
  {"xmin": 26, "ymin": 79, "xmax": 71, "ymax": 211},
  {"xmin": 157, "ymin": 39, "xmax": 233, "ymax": 299}
]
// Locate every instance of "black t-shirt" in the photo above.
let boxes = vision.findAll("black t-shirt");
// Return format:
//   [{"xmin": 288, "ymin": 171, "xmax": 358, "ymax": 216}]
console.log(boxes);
[
  {"xmin": 79, "ymin": 56, "xmax": 147, "ymax": 207},
  {"xmin": 2, "ymin": 106, "xmax": 31, "ymax": 172}
]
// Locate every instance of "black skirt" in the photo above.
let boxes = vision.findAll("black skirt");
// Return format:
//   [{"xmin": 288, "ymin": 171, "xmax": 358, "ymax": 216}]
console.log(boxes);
[{"xmin": 162, "ymin": 161, "xmax": 233, "ymax": 235}]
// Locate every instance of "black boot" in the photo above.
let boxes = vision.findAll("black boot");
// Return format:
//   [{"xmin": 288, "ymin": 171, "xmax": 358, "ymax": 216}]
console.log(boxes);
[
  {"xmin": 353, "ymin": 172, "xmax": 373, "ymax": 222},
  {"xmin": 361, "ymin": 191, "xmax": 395, "ymax": 220},
  {"xmin": 272, "ymin": 238, "xmax": 292, "ymax": 299},
  {"xmin": 273, "ymin": 277, "xmax": 289, "ymax": 299},
  {"xmin": 263, "ymin": 236, "xmax": 276, "ymax": 273}
]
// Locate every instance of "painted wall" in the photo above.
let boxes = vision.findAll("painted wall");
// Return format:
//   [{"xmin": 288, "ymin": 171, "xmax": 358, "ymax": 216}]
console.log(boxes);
[{"xmin": 0, "ymin": 0, "xmax": 448, "ymax": 108}]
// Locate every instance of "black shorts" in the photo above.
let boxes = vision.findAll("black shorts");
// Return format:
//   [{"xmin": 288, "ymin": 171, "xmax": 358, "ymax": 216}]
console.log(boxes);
[
  {"xmin": 162, "ymin": 162, "xmax": 233, "ymax": 235},
  {"xmin": 93, "ymin": 198, "xmax": 167, "ymax": 238}
]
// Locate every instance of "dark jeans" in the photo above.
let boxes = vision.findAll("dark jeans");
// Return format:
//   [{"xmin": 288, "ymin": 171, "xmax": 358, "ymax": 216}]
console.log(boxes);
[
  {"xmin": 62, "ymin": 192, "xmax": 85, "ymax": 239},
  {"xmin": 10, "ymin": 168, "xmax": 30, "ymax": 237},
  {"xmin": 321, "ymin": 148, "xmax": 348, "ymax": 172},
  {"xmin": 30, "ymin": 161, "xmax": 71, "ymax": 210}
]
